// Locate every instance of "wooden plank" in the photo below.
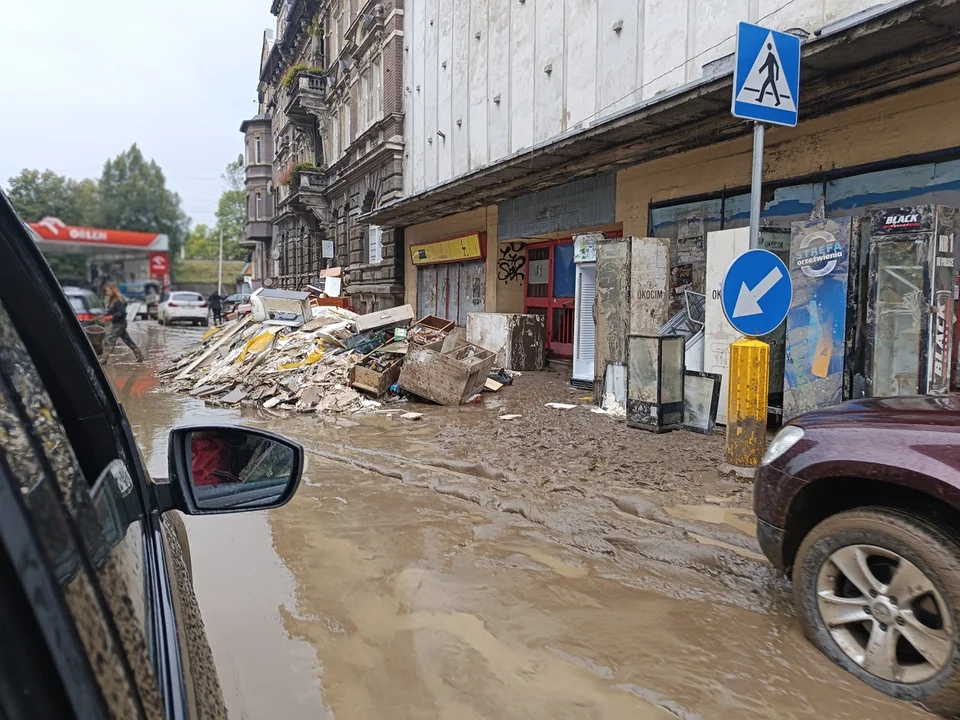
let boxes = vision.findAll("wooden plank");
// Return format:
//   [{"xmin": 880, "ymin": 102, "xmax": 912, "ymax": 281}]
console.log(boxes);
[{"xmin": 175, "ymin": 316, "xmax": 252, "ymax": 381}]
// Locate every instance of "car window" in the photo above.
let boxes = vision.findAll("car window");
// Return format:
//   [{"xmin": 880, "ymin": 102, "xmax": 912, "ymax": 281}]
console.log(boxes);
[
  {"xmin": 172, "ymin": 292, "xmax": 200, "ymax": 302},
  {"xmin": 85, "ymin": 293, "xmax": 104, "ymax": 311},
  {"xmin": 0, "ymin": 298, "xmax": 163, "ymax": 720},
  {"xmin": 68, "ymin": 296, "xmax": 86, "ymax": 312}
]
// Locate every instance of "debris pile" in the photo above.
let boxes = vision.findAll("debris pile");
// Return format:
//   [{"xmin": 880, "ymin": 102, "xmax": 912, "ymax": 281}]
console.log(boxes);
[{"xmin": 162, "ymin": 294, "xmax": 513, "ymax": 414}]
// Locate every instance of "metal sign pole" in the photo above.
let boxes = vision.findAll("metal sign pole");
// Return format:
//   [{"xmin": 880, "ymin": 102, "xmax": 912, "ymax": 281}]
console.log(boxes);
[{"xmin": 749, "ymin": 122, "xmax": 765, "ymax": 250}]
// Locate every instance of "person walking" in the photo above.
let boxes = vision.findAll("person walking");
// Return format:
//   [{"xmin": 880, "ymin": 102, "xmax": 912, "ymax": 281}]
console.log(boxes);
[
  {"xmin": 102, "ymin": 285, "xmax": 144, "ymax": 364},
  {"xmin": 207, "ymin": 291, "xmax": 224, "ymax": 325}
]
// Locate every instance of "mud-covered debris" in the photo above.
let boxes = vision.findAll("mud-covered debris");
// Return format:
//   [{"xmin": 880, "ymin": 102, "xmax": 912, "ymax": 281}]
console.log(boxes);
[
  {"xmin": 545, "ymin": 403, "xmax": 577, "ymax": 410},
  {"xmin": 499, "ymin": 414, "xmax": 522, "ymax": 421},
  {"xmin": 400, "ymin": 412, "xmax": 423, "ymax": 421}
]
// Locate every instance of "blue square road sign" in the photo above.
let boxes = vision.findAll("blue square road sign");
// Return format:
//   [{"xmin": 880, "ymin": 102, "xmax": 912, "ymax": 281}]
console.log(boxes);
[{"xmin": 731, "ymin": 22, "xmax": 801, "ymax": 127}]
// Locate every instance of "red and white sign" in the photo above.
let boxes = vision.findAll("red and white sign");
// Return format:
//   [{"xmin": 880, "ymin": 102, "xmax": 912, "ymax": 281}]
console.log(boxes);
[
  {"xmin": 149, "ymin": 252, "xmax": 170, "ymax": 278},
  {"xmin": 29, "ymin": 216, "xmax": 168, "ymax": 250}
]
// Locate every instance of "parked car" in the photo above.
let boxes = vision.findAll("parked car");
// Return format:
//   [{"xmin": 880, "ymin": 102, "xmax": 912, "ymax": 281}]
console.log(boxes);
[
  {"xmin": 63, "ymin": 286, "xmax": 106, "ymax": 326},
  {"xmin": 120, "ymin": 280, "xmax": 162, "ymax": 319},
  {"xmin": 158, "ymin": 291, "xmax": 209, "ymax": 327},
  {"xmin": 0, "ymin": 189, "xmax": 304, "ymax": 719},
  {"xmin": 755, "ymin": 395, "xmax": 960, "ymax": 716},
  {"xmin": 222, "ymin": 293, "xmax": 251, "ymax": 316}
]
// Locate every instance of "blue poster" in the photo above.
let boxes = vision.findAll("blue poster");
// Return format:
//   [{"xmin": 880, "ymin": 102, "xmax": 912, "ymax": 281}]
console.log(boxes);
[{"xmin": 783, "ymin": 219, "xmax": 853, "ymax": 420}]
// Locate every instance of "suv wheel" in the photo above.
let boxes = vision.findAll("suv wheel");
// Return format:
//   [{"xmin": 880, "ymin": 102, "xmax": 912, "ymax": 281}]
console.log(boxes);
[{"xmin": 794, "ymin": 509, "xmax": 960, "ymax": 714}]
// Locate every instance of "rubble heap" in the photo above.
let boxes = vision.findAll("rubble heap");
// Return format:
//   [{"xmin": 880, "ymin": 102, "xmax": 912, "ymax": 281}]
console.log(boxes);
[{"xmin": 161, "ymin": 307, "xmax": 381, "ymax": 414}]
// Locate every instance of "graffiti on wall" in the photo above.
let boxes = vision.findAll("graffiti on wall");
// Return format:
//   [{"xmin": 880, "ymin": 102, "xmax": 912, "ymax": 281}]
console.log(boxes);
[{"xmin": 498, "ymin": 242, "xmax": 527, "ymax": 282}]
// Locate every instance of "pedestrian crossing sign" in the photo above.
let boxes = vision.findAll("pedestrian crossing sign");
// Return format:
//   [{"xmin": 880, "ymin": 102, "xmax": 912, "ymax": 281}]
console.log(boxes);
[{"xmin": 731, "ymin": 22, "xmax": 801, "ymax": 127}]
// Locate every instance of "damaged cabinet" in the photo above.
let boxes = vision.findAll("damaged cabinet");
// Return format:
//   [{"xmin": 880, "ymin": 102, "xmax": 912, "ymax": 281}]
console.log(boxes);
[{"xmin": 593, "ymin": 237, "xmax": 631, "ymax": 398}]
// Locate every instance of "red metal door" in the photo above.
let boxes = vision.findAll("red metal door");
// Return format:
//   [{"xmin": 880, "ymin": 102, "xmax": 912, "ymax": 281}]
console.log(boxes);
[{"xmin": 524, "ymin": 241, "xmax": 575, "ymax": 357}]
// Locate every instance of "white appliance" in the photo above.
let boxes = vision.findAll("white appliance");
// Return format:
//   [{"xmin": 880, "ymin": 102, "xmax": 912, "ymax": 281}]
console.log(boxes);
[
  {"xmin": 572, "ymin": 233, "xmax": 601, "ymax": 386},
  {"xmin": 573, "ymin": 263, "xmax": 597, "ymax": 384}
]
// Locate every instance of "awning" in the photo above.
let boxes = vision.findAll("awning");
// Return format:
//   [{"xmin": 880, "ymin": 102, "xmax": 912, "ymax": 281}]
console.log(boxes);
[
  {"xmin": 364, "ymin": 0, "xmax": 960, "ymax": 229},
  {"xmin": 28, "ymin": 217, "xmax": 169, "ymax": 254}
]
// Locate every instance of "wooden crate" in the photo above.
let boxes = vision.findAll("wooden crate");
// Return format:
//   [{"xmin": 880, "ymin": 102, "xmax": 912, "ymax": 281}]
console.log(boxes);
[
  {"xmin": 399, "ymin": 341, "xmax": 496, "ymax": 406},
  {"xmin": 349, "ymin": 353, "xmax": 404, "ymax": 396},
  {"xmin": 409, "ymin": 314, "xmax": 456, "ymax": 351}
]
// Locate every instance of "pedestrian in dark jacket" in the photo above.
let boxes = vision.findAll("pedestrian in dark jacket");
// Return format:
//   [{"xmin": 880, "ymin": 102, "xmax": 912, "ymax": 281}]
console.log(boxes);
[
  {"xmin": 102, "ymin": 285, "xmax": 144, "ymax": 363},
  {"xmin": 208, "ymin": 291, "xmax": 224, "ymax": 325}
]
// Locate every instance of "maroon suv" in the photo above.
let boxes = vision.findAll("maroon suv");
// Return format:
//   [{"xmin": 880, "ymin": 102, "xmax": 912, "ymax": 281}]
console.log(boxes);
[{"xmin": 755, "ymin": 394, "xmax": 960, "ymax": 716}]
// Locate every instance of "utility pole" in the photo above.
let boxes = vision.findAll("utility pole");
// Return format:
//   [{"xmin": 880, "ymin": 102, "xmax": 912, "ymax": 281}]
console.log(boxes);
[{"xmin": 218, "ymin": 227, "xmax": 224, "ymax": 296}]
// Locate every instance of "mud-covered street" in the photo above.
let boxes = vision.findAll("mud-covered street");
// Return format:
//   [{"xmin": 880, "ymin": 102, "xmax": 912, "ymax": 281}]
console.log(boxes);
[{"xmin": 110, "ymin": 323, "xmax": 934, "ymax": 720}]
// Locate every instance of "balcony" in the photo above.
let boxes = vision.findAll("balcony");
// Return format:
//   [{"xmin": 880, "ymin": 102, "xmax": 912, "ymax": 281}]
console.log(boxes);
[
  {"xmin": 284, "ymin": 71, "xmax": 326, "ymax": 124},
  {"xmin": 243, "ymin": 221, "xmax": 273, "ymax": 245},
  {"xmin": 278, "ymin": 166, "xmax": 328, "ymax": 218}
]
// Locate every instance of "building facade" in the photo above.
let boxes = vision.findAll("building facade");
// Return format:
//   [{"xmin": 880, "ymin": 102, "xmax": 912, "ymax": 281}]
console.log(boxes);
[
  {"xmin": 363, "ymin": 0, "xmax": 960, "ymax": 402},
  {"xmin": 241, "ymin": 0, "xmax": 405, "ymax": 312}
]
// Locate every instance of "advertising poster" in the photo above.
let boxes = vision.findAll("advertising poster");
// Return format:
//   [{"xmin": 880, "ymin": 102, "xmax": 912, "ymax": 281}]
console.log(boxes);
[{"xmin": 783, "ymin": 219, "xmax": 852, "ymax": 420}]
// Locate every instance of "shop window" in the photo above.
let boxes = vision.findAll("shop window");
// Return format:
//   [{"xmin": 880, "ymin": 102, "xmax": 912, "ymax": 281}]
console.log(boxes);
[
  {"xmin": 650, "ymin": 198, "xmax": 722, "ymax": 242},
  {"xmin": 724, "ymin": 182, "xmax": 820, "ymax": 230},
  {"xmin": 826, "ymin": 160, "xmax": 960, "ymax": 218}
]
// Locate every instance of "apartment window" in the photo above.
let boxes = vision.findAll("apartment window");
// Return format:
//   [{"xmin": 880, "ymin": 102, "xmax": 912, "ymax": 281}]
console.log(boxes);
[
  {"xmin": 360, "ymin": 69, "xmax": 370, "ymax": 128},
  {"xmin": 331, "ymin": 112, "xmax": 340, "ymax": 162},
  {"xmin": 255, "ymin": 136, "xmax": 262, "ymax": 164},
  {"xmin": 344, "ymin": 104, "xmax": 352, "ymax": 146},
  {"xmin": 373, "ymin": 57, "xmax": 382, "ymax": 121},
  {"xmin": 255, "ymin": 191, "xmax": 263, "ymax": 220},
  {"xmin": 361, "ymin": 58, "xmax": 382, "ymax": 130},
  {"xmin": 366, "ymin": 225, "xmax": 383, "ymax": 264}
]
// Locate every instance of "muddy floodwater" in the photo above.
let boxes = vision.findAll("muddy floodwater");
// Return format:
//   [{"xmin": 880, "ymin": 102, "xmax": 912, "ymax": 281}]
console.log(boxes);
[{"xmin": 109, "ymin": 324, "xmax": 935, "ymax": 719}]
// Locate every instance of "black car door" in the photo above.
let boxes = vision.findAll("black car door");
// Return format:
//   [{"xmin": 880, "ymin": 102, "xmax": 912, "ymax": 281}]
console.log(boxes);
[{"xmin": 0, "ymin": 194, "xmax": 194, "ymax": 718}]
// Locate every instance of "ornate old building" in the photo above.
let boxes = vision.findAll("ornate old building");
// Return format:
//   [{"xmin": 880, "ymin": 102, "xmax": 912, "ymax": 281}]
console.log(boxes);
[{"xmin": 241, "ymin": 0, "xmax": 405, "ymax": 312}]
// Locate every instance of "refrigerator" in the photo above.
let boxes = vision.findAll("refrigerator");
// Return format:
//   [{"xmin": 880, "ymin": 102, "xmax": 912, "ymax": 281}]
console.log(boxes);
[
  {"xmin": 863, "ymin": 206, "xmax": 957, "ymax": 397},
  {"xmin": 572, "ymin": 234, "xmax": 599, "ymax": 387}
]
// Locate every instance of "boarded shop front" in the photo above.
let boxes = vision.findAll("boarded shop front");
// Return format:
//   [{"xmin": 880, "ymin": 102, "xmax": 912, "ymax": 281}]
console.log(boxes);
[{"xmin": 412, "ymin": 232, "xmax": 487, "ymax": 326}]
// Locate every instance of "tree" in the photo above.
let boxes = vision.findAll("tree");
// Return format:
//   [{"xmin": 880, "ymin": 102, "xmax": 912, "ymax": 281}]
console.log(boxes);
[
  {"xmin": 6, "ymin": 170, "xmax": 101, "ymax": 282},
  {"xmin": 98, "ymin": 144, "xmax": 190, "ymax": 271},
  {"xmin": 184, "ymin": 224, "xmax": 219, "ymax": 260},
  {"xmin": 6, "ymin": 169, "xmax": 100, "ymax": 225},
  {"xmin": 213, "ymin": 161, "xmax": 248, "ymax": 262}
]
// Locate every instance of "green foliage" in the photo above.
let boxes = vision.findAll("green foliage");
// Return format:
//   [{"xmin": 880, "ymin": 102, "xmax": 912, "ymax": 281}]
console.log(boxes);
[
  {"xmin": 98, "ymin": 144, "xmax": 190, "ymax": 270},
  {"xmin": 177, "ymin": 259, "xmax": 248, "ymax": 284},
  {"xmin": 6, "ymin": 169, "xmax": 100, "ymax": 226},
  {"xmin": 308, "ymin": 15, "xmax": 323, "ymax": 37},
  {"xmin": 281, "ymin": 64, "xmax": 325, "ymax": 88},
  {"xmin": 278, "ymin": 162, "xmax": 319, "ymax": 187}
]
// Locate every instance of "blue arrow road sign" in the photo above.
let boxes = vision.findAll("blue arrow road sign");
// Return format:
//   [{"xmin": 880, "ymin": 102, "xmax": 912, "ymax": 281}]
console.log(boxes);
[
  {"xmin": 731, "ymin": 22, "xmax": 801, "ymax": 127},
  {"xmin": 722, "ymin": 249, "xmax": 793, "ymax": 337}
]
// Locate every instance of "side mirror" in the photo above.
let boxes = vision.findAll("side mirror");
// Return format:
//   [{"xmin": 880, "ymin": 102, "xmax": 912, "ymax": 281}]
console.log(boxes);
[{"xmin": 163, "ymin": 425, "xmax": 303, "ymax": 515}]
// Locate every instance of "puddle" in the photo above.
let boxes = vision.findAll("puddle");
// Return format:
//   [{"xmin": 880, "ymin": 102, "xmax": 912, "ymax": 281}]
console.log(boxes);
[
  {"xmin": 519, "ymin": 548, "xmax": 590, "ymax": 578},
  {"xmin": 666, "ymin": 504, "xmax": 758, "ymax": 537}
]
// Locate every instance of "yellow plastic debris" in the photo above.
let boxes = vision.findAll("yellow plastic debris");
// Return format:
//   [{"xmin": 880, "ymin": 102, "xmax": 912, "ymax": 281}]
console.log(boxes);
[{"xmin": 238, "ymin": 331, "xmax": 275, "ymax": 362}]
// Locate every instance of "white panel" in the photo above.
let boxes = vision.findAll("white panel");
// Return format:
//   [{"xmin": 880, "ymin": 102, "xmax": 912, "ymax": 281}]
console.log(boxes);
[
  {"xmin": 694, "ymin": 0, "xmax": 744, "ymax": 78},
  {"xmin": 468, "ymin": 0, "xmax": 489, "ymax": 170},
  {"xmin": 411, "ymin": 0, "xmax": 426, "ymax": 193},
  {"xmin": 534, "ymin": 0, "xmax": 564, "ymax": 144},
  {"xmin": 423, "ymin": 0, "xmax": 440, "ymax": 188},
  {"xmin": 823, "ymin": 0, "xmax": 884, "ymax": 24},
  {"xmin": 759, "ymin": 0, "xmax": 821, "ymax": 34},
  {"xmin": 451, "ymin": 0, "xmax": 472, "ymax": 177},
  {"xmin": 703, "ymin": 227, "xmax": 750, "ymax": 425},
  {"xmin": 598, "ymin": 0, "xmax": 639, "ymax": 115},
  {"xmin": 564, "ymin": 0, "xmax": 599, "ymax": 131},
  {"xmin": 510, "ymin": 0, "xmax": 536, "ymax": 152},
  {"xmin": 574, "ymin": 264, "xmax": 597, "ymax": 382},
  {"xmin": 487, "ymin": 0, "xmax": 511, "ymax": 162},
  {"xmin": 643, "ymin": 0, "xmax": 689, "ymax": 100},
  {"xmin": 436, "ymin": 0, "xmax": 454, "ymax": 184},
  {"xmin": 402, "ymin": 1, "xmax": 415, "ymax": 195}
]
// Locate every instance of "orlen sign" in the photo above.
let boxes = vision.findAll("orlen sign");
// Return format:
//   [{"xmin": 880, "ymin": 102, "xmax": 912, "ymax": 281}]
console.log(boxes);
[
  {"xmin": 149, "ymin": 252, "xmax": 169, "ymax": 278},
  {"xmin": 30, "ymin": 216, "xmax": 166, "ymax": 249}
]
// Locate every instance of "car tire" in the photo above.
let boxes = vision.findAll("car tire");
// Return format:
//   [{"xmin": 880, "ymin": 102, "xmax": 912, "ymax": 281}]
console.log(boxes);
[{"xmin": 794, "ymin": 508, "xmax": 960, "ymax": 716}]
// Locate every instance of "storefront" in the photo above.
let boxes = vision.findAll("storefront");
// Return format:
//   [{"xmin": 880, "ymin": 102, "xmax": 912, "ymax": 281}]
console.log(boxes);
[{"xmin": 410, "ymin": 232, "xmax": 487, "ymax": 325}]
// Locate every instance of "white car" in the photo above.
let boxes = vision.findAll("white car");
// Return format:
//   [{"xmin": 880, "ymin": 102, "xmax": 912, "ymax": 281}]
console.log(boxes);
[{"xmin": 157, "ymin": 291, "xmax": 209, "ymax": 327}]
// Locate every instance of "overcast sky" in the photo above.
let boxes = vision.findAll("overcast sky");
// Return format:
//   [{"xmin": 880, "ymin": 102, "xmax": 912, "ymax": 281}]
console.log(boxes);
[{"xmin": 0, "ymin": 0, "xmax": 274, "ymax": 227}]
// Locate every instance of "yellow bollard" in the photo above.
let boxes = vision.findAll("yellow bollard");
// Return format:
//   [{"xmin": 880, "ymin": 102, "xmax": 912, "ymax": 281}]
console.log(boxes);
[{"xmin": 725, "ymin": 337, "xmax": 770, "ymax": 468}]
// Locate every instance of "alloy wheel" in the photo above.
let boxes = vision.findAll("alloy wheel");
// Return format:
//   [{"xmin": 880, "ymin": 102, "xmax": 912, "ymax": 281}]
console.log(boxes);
[{"xmin": 817, "ymin": 544, "xmax": 953, "ymax": 683}]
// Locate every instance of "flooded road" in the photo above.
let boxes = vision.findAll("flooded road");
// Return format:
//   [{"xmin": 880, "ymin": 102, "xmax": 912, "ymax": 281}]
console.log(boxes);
[{"xmin": 110, "ymin": 323, "xmax": 935, "ymax": 719}]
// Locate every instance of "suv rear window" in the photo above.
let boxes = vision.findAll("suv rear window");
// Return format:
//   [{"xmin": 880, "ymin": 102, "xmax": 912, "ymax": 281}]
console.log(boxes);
[{"xmin": 172, "ymin": 292, "xmax": 202, "ymax": 302}]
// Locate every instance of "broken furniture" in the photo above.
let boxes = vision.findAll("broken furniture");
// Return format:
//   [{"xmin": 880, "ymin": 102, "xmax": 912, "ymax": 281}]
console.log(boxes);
[
  {"xmin": 399, "ymin": 340, "xmax": 496, "ymax": 406},
  {"xmin": 349, "ymin": 347, "xmax": 404, "ymax": 397},
  {"xmin": 465, "ymin": 313, "xmax": 546, "ymax": 371},
  {"xmin": 408, "ymin": 314, "xmax": 455, "ymax": 351},
  {"xmin": 250, "ymin": 288, "xmax": 312, "ymax": 326}
]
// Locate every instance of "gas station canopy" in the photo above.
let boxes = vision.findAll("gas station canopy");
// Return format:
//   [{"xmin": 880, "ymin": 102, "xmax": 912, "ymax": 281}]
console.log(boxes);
[{"xmin": 27, "ymin": 216, "xmax": 169, "ymax": 254}]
